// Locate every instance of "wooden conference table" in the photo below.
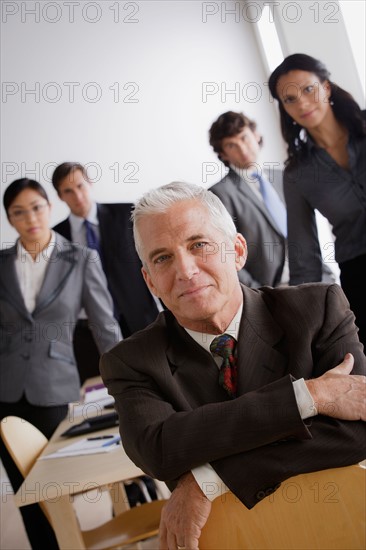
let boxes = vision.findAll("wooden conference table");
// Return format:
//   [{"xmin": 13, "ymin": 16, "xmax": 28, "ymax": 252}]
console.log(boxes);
[{"xmin": 14, "ymin": 386, "xmax": 144, "ymax": 549}]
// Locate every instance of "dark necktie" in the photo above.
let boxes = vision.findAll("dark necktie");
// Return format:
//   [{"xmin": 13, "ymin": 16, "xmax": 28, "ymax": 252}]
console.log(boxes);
[
  {"xmin": 252, "ymin": 172, "xmax": 287, "ymax": 237},
  {"xmin": 210, "ymin": 334, "xmax": 238, "ymax": 398},
  {"xmin": 84, "ymin": 219, "xmax": 101, "ymax": 255}
]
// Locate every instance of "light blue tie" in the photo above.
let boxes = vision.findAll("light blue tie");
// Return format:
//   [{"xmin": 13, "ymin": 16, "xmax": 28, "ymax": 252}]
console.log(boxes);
[{"xmin": 252, "ymin": 172, "xmax": 287, "ymax": 237}]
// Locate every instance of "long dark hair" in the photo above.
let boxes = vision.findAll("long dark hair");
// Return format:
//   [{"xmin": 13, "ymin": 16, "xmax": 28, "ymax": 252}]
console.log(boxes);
[{"xmin": 268, "ymin": 53, "xmax": 365, "ymax": 168}]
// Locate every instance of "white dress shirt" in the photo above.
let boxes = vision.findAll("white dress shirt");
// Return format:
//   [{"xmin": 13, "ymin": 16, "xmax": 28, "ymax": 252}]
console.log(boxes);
[
  {"xmin": 69, "ymin": 201, "xmax": 100, "ymax": 245},
  {"xmin": 186, "ymin": 301, "xmax": 317, "ymax": 500},
  {"xmin": 15, "ymin": 231, "xmax": 56, "ymax": 313},
  {"xmin": 68, "ymin": 203, "xmax": 100, "ymax": 320}
]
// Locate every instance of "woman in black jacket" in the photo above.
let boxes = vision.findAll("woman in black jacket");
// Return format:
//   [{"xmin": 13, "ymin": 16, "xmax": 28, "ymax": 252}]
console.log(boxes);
[{"xmin": 269, "ymin": 53, "xmax": 366, "ymax": 347}]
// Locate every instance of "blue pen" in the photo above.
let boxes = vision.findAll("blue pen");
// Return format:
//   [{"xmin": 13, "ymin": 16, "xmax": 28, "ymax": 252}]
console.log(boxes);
[{"xmin": 102, "ymin": 435, "xmax": 121, "ymax": 447}]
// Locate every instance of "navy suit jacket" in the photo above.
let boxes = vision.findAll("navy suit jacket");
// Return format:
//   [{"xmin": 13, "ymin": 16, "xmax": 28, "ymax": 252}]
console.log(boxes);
[{"xmin": 53, "ymin": 203, "xmax": 159, "ymax": 336}]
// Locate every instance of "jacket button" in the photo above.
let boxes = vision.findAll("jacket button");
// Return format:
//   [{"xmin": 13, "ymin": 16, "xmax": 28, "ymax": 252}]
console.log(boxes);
[
  {"xmin": 21, "ymin": 353, "xmax": 30, "ymax": 360},
  {"xmin": 256, "ymin": 490, "xmax": 266, "ymax": 501},
  {"xmin": 24, "ymin": 335, "xmax": 32, "ymax": 342}
]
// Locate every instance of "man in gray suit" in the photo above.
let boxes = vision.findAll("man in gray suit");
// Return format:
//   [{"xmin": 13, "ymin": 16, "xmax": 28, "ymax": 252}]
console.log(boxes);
[
  {"xmin": 101, "ymin": 182, "xmax": 365, "ymax": 550},
  {"xmin": 209, "ymin": 111, "xmax": 286, "ymax": 287},
  {"xmin": 209, "ymin": 111, "xmax": 334, "ymax": 287}
]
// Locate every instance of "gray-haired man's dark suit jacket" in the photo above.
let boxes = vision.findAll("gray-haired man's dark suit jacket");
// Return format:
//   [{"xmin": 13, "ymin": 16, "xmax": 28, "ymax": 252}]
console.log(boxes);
[
  {"xmin": 0, "ymin": 233, "xmax": 121, "ymax": 406},
  {"xmin": 101, "ymin": 283, "xmax": 365, "ymax": 509}
]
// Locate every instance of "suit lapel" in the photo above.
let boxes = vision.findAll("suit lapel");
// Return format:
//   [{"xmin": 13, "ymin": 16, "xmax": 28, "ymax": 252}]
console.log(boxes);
[
  {"xmin": 229, "ymin": 169, "xmax": 283, "ymax": 236},
  {"xmin": 53, "ymin": 218, "xmax": 72, "ymax": 241},
  {"xmin": 163, "ymin": 287, "xmax": 286, "ymax": 404},
  {"xmin": 33, "ymin": 234, "xmax": 77, "ymax": 315},
  {"xmin": 0, "ymin": 244, "xmax": 31, "ymax": 320},
  {"xmin": 236, "ymin": 286, "xmax": 286, "ymax": 394},
  {"xmin": 96, "ymin": 202, "xmax": 104, "ymax": 236},
  {"xmin": 60, "ymin": 219, "xmax": 72, "ymax": 240},
  {"xmin": 166, "ymin": 317, "xmax": 227, "ymax": 406}
]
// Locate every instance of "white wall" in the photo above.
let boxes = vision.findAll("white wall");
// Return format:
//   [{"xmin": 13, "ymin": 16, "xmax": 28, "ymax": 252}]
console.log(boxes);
[
  {"xmin": 1, "ymin": 0, "xmax": 284, "ymax": 245},
  {"xmin": 273, "ymin": 0, "xmax": 365, "ymax": 106},
  {"xmin": 1, "ymin": 1, "xmax": 364, "ymax": 248}
]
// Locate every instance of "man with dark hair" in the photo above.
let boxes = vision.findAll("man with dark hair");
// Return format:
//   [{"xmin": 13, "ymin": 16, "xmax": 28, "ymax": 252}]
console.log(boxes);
[
  {"xmin": 209, "ymin": 111, "xmax": 334, "ymax": 288},
  {"xmin": 209, "ymin": 111, "xmax": 288, "ymax": 287},
  {"xmin": 52, "ymin": 162, "xmax": 160, "ymax": 382}
]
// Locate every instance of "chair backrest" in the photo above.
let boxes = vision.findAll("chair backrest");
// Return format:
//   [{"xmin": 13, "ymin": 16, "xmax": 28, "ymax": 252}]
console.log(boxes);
[
  {"xmin": 1, "ymin": 415, "xmax": 166, "ymax": 550},
  {"xmin": 0, "ymin": 416, "xmax": 48, "ymax": 477},
  {"xmin": 0, "ymin": 416, "xmax": 54, "ymax": 526},
  {"xmin": 199, "ymin": 464, "xmax": 366, "ymax": 550}
]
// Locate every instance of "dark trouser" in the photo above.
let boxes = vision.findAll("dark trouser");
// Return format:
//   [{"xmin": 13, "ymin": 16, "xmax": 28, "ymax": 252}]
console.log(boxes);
[
  {"xmin": 73, "ymin": 319, "xmax": 101, "ymax": 384},
  {"xmin": 0, "ymin": 396, "xmax": 68, "ymax": 550},
  {"xmin": 339, "ymin": 253, "xmax": 366, "ymax": 349},
  {"xmin": 73, "ymin": 316, "xmax": 127, "ymax": 384},
  {"xmin": 124, "ymin": 476, "xmax": 158, "ymax": 507}
]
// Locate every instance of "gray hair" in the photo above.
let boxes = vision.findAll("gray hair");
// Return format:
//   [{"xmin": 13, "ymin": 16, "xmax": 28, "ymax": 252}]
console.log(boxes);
[{"xmin": 132, "ymin": 182, "xmax": 237, "ymax": 263}]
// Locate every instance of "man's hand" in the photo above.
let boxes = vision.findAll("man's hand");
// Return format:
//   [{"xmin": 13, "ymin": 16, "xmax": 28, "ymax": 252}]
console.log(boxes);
[
  {"xmin": 306, "ymin": 353, "xmax": 366, "ymax": 420},
  {"xmin": 159, "ymin": 472, "xmax": 212, "ymax": 550}
]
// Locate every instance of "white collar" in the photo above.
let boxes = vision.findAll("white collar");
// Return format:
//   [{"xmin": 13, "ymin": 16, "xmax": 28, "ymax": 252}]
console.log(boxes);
[
  {"xmin": 69, "ymin": 201, "xmax": 99, "ymax": 231},
  {"xmin": 16, "ymin": 230, "xmax": 56, "ymax": 260},
  {"xmin": 185, "ymin": 301, "xmax": 243, "ymax": 354}
]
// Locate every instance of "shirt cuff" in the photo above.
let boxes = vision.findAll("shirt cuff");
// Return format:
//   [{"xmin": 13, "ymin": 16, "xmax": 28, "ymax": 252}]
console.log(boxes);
[
  {"xmin": 191, "ymin": 464, "xmax": 229, "ymax": 501},
  {"xmin": 293, "ymin": 378, "xmax": 318, "ymax": 419},
  {"xmin": 192, "ymin": 379, "xmax": 316, "ymax": 500}
]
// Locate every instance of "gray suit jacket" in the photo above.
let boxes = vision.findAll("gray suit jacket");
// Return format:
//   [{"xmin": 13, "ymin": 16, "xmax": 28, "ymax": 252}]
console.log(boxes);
[
  {"xmin": 210, "ymin": 169, "xmax": 286, "ymax": 287},
  {"xmin": 101, "ymin": 283, "xmax": 365, "ymax": 509},
  {"xmin": 0, "ymin": 233, "xmax": 121, "ymax": 406}
]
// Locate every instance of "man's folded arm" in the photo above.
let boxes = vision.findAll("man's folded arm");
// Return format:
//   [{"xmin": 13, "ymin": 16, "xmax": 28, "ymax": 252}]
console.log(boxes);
[
  {"xmin": 192, "ymin": 377, "xmax": 317, "ymax": 501},
  {"xmin": 101, "ymin": 354, "xmax": 310, "ymax": 482}
]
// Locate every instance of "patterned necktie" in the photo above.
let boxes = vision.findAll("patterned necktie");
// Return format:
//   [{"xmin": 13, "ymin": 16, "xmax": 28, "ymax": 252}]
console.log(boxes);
[
  {"xmin": 252, "ymin": 172, "xmax": 287, "ymax": 237},
  {"xmin": 210, "ymin": 334, "xmax": 238, "ymax": 398}
]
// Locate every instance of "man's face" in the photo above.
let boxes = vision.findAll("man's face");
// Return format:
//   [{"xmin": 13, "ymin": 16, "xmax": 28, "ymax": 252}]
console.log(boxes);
[
  {"xmin": 139, "ymin": 199, "xmax": 246, "ymax": 333},
  {"xmin": 57, "ymin": 169, "xmax": 93, "ymax": 218},
  {"xmin": 220, "ymin": 126, "xmax": 261, "ymax": 170}
]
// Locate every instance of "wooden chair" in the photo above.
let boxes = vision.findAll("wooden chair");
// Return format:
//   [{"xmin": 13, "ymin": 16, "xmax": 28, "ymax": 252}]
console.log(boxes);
[
  {"xmin": 199, "ymin": 464, "xmax": 365, "ymax": 549},
  {"xmin": 0, "ymin": 416, "xmax": 166, "ymax": 550}
]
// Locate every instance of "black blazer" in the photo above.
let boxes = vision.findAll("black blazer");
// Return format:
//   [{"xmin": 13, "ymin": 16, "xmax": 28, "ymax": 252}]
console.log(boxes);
[
  {"xmin": 53, "ymin": 203, "xmax": 159, "ymax": 336},
  {"xmin": 101, "ymin": 283, "xmax": 366, "ymax": 509}
]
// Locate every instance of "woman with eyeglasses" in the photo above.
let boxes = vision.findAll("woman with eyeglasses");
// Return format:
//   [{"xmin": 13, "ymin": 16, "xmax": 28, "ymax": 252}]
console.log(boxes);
[
  {"xmin": 268, "ymin": 53, "xmax": 366, "ymax": 347},
  {"xmin": 0, "ymin": 178, "xmax": 122, "ymax": 549}
]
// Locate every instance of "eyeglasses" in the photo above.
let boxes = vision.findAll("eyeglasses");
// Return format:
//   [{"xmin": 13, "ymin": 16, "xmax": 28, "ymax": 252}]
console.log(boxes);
[{"xmin": 9, "ymin": 202, "xmax": 49, "ymax": 221}]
